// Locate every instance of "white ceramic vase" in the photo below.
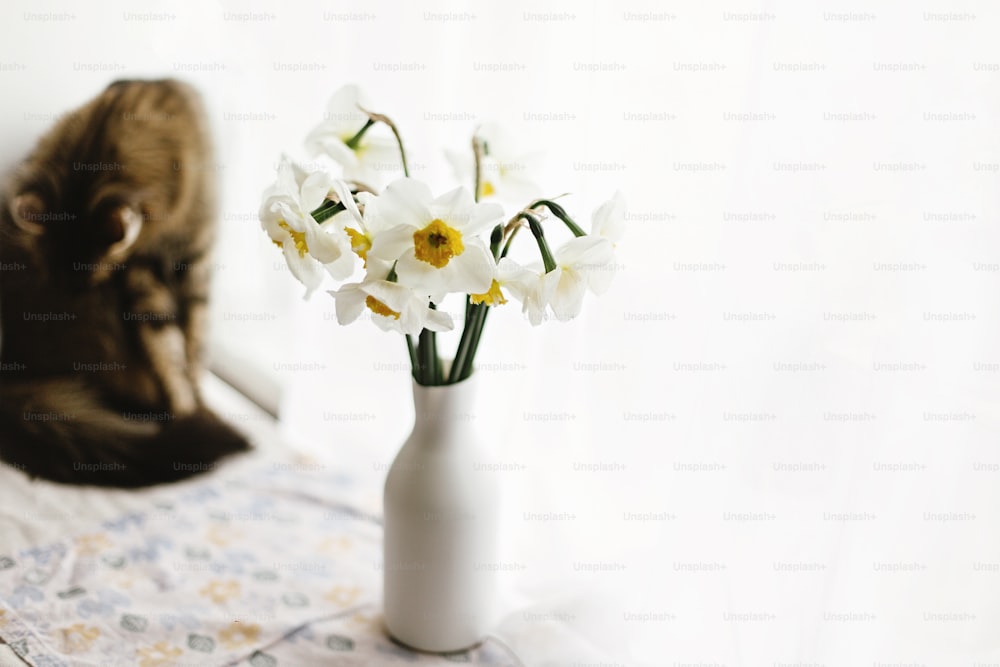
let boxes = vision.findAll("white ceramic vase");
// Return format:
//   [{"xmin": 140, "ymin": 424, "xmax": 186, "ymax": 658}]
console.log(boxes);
[{"xmin": 383, "ymin": 373, "xmax": 499, "ymax": 653}]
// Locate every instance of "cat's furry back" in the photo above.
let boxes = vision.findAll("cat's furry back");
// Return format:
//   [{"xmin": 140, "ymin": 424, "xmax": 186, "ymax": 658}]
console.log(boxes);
[{"xmin": 0, "ymin": 79, "xmax": 249, "ymax": 487}]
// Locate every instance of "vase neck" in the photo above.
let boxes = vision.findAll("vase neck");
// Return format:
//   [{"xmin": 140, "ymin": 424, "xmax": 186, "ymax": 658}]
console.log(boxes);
[{"xmin": 410, "ymin": 376, "xmax": 478, "ymax": 441}]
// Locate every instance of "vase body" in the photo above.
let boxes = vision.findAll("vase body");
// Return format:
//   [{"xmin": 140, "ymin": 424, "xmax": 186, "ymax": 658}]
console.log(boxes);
[{"xmin": 383, "ymin": 375, "xmax": 499, "ymax": 652}]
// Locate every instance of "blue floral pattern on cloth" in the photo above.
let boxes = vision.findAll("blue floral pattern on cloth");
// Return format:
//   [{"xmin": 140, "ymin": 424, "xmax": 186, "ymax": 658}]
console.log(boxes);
[{"xmin": 0, "ymin": 468, "xmax": 520, "ymax": 666}]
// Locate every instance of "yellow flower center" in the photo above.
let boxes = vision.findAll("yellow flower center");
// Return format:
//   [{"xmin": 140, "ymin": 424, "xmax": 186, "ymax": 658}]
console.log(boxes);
[
  {"xmin": 481, "ymin": 181, "xmax": 495, "ymax": 197},
  {"xmin": 345, "ymin": 227, "xmax": 372, "ymax": 265},
  {"xmin": 365, "ymin": 295, "xmax": 400, "ymax": 320},
  {"xmin": 413, "ymin": 219, "xmax": 464, "ymax": 268},
  {"xmin": 470, "ymin": 279, "xmax": 507, "ymax": 306},
  {"xmin": 276, "ymin": 220, "xmax": 308, "ymax": 257}
]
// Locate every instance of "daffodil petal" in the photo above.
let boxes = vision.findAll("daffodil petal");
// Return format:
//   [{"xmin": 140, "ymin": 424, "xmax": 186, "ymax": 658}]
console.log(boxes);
[
  {"xmin": 351, "ymin": 279, "xmax": 448, "ymax": 336},
  {"xmin": 496, "ymin": 257, "xmax": 535, "ymax": 285},
  {"xmin": 259, "ymin": 204, "xmax": 288, "ymax": 241},
  {"xmin": 328, "ymin": 180, "xmax": 364, "ymax": 226},
  {"xmin": 524, "ymin": 293, "xmax": 548, "ymax": 326},
  {"xmin": 362, "ymin": 280, "xmax": 412, "ymax": 313},
  {"xmin": 555, "ymin": 235, "xmax": 614, "ymax": 268},
  {"xmin": 324, "ymin": 254, "xmax": 356, "ymax": 281},
  {"xmin": 315, "ymin": 137, "xmax": 360, "ymax": 167},
  {"xmin": 470, "ymin": 202, "xmax": 504, "ymax": 235},
  {"xmin": 592, "ymin": 191, "xmax": 626, "ymax": 242},
  {"xmin": 394, "ymin": 251, "xmax": 445, "ymax": 294},
  {"xmin": 429, "ymin": 186, "xmax": 475, "ymax": 223},
  {"xmin": 423, "ymin": 308, "xmax": 455, "ymax": 332},
  {"xmin": 364, "ymin": 256, "xmax": 396, "ymax": 281},
  {"xmin": 273, "ymin": 201, "xmax": 307, "ymax": 232},
  {"xmin": 368, "ymin": 224, "xmax": 417, "ymax": 264},
  {"xmin": 356, "ymin": 137, "xmax": 404, "ymax": 174},
  {"xmin": 330, "ymin": 284, "xmax": 366, "ymax": 325},
  {"xmin": 371, "ymin": 313, "xmax": 404, "ymax": 334},
  {"xmin": 325, "ymin": 84, "xmax": 369, "ymax": 130},
  {"xmin": 370, "ymin": 178, "xmax": 433, "ymax": 230},
  {"xmin": 282, "ymin": 242, "xmax": 322, "ymax": 297},
  {"xmin": 550, "ymin": 267, "xmax": 587, "ymax": 321},
  {"xmin": 500, "ymin": 259, "xmax": 559, "ymax": 326},
  {"xmin": 287, "ymin": 158, "xmax": 313, "ymax": 187},
  {"xmin": 444, "ymin": 242, "xmax": 495, "ymax": 294},
  {"xmin": 538, "ymin": 265, "xmax": 562, "ymax": 304},
  {"xmin": 274, "ymin": 159, "xmax": 299, "ymax": 197},
  {"xmin": 302, "ymin": 222, "xmax": 344, "ymax": 264},
  {"xmin": 300, "ymin": 171, "xmax": 333, "ymax": 213},
  {"xmin": 321, "ymin": 210, "xmax": 360, "ymax": 278}
]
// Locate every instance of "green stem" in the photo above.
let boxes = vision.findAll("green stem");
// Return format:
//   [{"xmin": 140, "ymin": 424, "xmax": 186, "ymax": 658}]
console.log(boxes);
[
  {"xmin": 489, "ymin": 224, "xmax": 503, "ymax": 262},
  {"xmin": 465, "ymin": 294, "xmax": 478, "ymax": 333},
  {"xmin": 309, "ymin": 200, "xmax": 346, "ymax": 224},
  {"xmin": 388, "ymin": 121, "xmax": 410, "ymax": 178},
  {"xmin": 449, "ymin": 301, "xmax": 478, "ymax": 384},
  {"xmin": 360, "ymin": 108, "xmax": 410, "ymax": 177},
  {"xmin": 525, "ymin": 214, "xmax": 557, "ymax": 273},
  {"xmin": 405, "ymin": 334, "xmax": 417, "ymax": 376},
  {"xmin": 451, "ymin": 223, "xmax": 503, "ymax": 384},
  {"xmin": 462, "ymin": 304, "xmax": 491, "ymax": 381},
  {"xmin": 531, "ymin": 199, "xmax": 586, "ymax": 237},
  {"xmin": 416, "ymin": 329, "xmax": 433, "ymax": 385},
  {"xmin": 344, "ymin": 119, "xmax": 375, "ymax": 151},
  {"xmin": 501, "ymin": 223, "xmax": 522, "ymax": 259}
]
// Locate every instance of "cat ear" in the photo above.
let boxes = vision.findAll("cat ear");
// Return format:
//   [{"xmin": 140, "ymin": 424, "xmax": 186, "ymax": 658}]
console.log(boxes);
[
  {"xmin": 104, "ymin": 206, "xmax": 143, "ymax": 255},
  {"xmin": 10, "ymin": 192, "xmax": 46, "ymax": 235}
]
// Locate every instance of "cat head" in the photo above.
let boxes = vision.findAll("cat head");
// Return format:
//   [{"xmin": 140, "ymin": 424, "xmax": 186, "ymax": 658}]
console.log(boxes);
[
  {"xmin": 7, "ymin": 183, "xmax": 146, "ymax": 281},
  {"xmin": 3, "ymin": 78, "xmax": 212, "ymax": 284}
]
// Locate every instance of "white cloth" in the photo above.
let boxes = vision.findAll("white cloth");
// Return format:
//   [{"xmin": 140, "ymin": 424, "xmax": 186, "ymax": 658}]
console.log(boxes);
[{"xmin": 0, "ymin": 376, "xmax": 620, "ymax": 666}]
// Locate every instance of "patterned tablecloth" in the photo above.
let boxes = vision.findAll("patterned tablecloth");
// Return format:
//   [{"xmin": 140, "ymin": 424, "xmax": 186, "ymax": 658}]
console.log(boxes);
[{"xmin": 0, "ymin": 466, "xmax": 520, "ymax": 667}]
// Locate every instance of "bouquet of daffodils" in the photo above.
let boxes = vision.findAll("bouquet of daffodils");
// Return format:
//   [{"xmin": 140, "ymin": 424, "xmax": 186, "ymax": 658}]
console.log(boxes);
[{"xmin": 259, "ymin": 85, "xmax": 624, "ymax": 386}]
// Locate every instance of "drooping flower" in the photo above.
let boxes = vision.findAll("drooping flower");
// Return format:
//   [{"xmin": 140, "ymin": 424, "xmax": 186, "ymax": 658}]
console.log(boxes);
[
  {"xmin": 586, "ymin": 191, "xmax": 626, "ymax": 295},
  {"xmin": 365, "ymin": 178, "xmax": 502, "ymax": 296},
  {"xmin": 591, "ymin": 191, "xmax": 626, "ymax": 244},
  {"xmin": 330, "ymin": 279, "xmax": 454, "ymax": 336},
  {"xmin": 259, "ymin": 158, "xmax": 358, "ymax": 296},
  {"xmin": 470, "ymin": 251, "xmax": 552, "ymax": 308},
  {"xmin": 501, "ymin": 234, "xmax": 616, "ymax": 324},
  {"xmin": 446, "ymin": 122, "xmax": 542, "ymax": 202},
  {"xmin": 495, "ymin": 257, "xmax": 561, "ymax": 326},
  {"xmin": 546, "ymin": 235, "xmax": 616, "ymax": 321},
  {"xmin": 305, "ymin": 84, "xmax": 401, "ymax": 187}
]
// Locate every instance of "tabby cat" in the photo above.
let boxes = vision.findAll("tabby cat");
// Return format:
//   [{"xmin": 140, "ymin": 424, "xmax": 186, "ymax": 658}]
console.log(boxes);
[{"xmin": 0, "ymin": 79, "xmax": 249, "ymax": 487}]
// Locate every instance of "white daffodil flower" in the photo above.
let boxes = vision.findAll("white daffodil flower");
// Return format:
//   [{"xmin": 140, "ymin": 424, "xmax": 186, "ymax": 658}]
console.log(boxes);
[
  {"xmin": 547, "ymin": 235, "xmax": 616, "ymax": 321},
  {"xmin": 259, "ymin": 158, "xmax": 357, "ymax": 296},
  {"xmin": 446, "ymin": 122, "xmax": 542, "ymax": 203},
  {"xmin": 591, "ymin": 191, "xmax": 626, "ymax": 243},
  {"xmin": 496, "ymin": 257, "xmax": 561, "ymax": 326},
  {"xmin": 584, "ymin": 191, "xmax": 626, "ymax": 295},
  {"xmin": 366, "ymin": 178, "xmax": 503, "ymax": 297},
  {"xmin": 335, "ymin": 190, "xmax": 395, "ymax": 280},
  {"xmin": 305, "ymin": 84, "xmax": 401, "ymax": 187},
  {"xmin": 330, "ymin": 279, "xmax": 454, "ymax": 336}
]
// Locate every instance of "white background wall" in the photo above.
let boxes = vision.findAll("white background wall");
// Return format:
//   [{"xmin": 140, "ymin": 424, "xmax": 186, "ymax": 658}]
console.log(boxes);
[{"xmin": 3, "ymin": 0, "xmax": 1000, "ymax": 664}]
